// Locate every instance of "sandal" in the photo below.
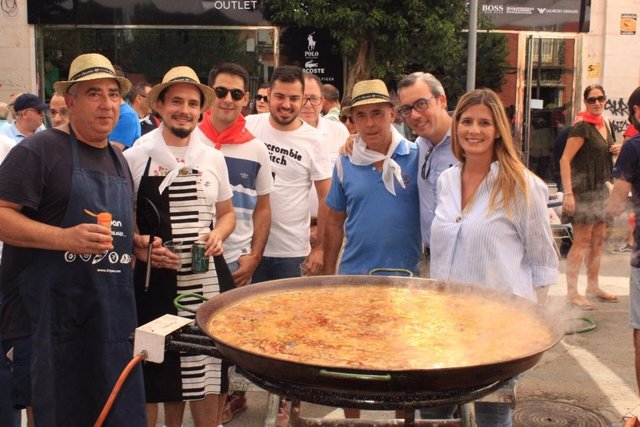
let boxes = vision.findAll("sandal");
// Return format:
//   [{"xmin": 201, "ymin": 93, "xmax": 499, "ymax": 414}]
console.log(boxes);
[
  {"xmin": 586, "ymin": 289, "xmax": 619, "ymax": 303},
  {"xmin": 568, "ymin": 295, "xmax": 595, "ymax": 311}
]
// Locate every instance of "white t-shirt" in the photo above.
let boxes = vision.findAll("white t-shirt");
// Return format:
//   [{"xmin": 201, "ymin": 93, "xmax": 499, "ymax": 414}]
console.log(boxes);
[
  {"xmin": 245, "ymin": 113, "xmax": 332, "ymax": 257},
  {"xmin": 192, "ymin": 127, "xmax": 274, "ymax": 263},
  {"xmin": 124, "ymin": 128, "xmax": 233, "ymax": 211},
  {"xmin": 309, "ymin": 117, "xmax": 350, "ymax": 217}
]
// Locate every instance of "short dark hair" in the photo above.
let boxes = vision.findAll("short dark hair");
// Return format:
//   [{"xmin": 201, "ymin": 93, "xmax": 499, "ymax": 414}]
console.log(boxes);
[
  {"xmin": 583, "ymin": 84, "xmax": 605, "ymax": 100},
  {"xmin": 125, "ymin": 82, "xmax": 151, "ymax": 104},
  {"xmin": 303, "ymin": 72, "xmax": 322, "ymax": 92},
  {"xmin": 270, "ymin": 65, "xmax": 305, "ymax": 91},
  {"xmin": 208, "ymin": 63, "xmax": 250, "ymax": 90},
  {"xmin": 628, "ymin": 86, "xmax": 640, "ymax": 124},
  {"xmin": 322, "ymin": 84, "xmax": 340, "ymax": 102}
]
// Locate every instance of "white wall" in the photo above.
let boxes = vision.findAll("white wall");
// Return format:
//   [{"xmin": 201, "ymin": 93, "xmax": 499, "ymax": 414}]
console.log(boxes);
[
  {"xmin": 583, "ymin": 0, "xmax": 640, "ymax": 136},
  {"xmin": 0, "ymin": 0, "xmax": 36, "ymax": 104}
]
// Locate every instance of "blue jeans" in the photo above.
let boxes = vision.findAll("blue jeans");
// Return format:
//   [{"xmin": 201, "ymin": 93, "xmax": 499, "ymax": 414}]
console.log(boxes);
[{"xmin": 252, "ymin": 256, "xmax": 306, "ymax": 283}]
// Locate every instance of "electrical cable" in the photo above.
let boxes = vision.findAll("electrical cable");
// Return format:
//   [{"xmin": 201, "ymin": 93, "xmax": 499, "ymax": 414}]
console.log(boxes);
[
  {"xmin": 565, "ymin": 316, "xmax": 596, "ymax": 335},
  {"xmin": 94, "ymin": 351, "xmax": 147, "ymax": 427}
]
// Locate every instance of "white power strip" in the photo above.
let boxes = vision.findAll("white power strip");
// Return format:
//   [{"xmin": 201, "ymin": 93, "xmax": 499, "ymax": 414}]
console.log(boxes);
[{"xmin": 133, "ymin": 314, "xmax": 192, "ymax": 363}]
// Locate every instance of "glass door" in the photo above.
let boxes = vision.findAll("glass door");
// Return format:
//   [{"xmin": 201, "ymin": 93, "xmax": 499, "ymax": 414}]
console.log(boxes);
[{"xmin": 523, "ymin": 35, "xmax": 576, "ymax": 185}]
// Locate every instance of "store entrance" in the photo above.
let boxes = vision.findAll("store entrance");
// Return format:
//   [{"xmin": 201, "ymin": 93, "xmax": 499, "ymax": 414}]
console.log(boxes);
[{"xmin": 522, "ymin": 35, "xmax": 577, "ymax": 185}]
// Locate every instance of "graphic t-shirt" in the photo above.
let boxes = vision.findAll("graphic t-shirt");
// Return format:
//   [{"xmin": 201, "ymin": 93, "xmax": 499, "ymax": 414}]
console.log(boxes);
[{"xmin": 245, "ymin": 113, "xmax": 332, "ymax": 257}]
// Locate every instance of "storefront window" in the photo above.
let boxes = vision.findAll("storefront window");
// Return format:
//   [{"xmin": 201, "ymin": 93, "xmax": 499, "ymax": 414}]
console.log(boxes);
[{"xmin": 38, "ymin": 26, "xmax": 277, "ymax": 102}]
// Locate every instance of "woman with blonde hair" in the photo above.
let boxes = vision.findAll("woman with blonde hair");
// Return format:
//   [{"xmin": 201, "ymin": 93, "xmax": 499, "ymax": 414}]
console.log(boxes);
[
  {"xmin": 428, "ymin": 88, "xmax": 557, "ymax": 426},
  {"xmin": 560, "ymin": 84, "xmax": 619, "ymax": 309}
]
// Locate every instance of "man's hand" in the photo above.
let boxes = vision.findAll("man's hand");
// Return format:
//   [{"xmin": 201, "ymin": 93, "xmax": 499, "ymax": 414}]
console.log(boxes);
[
  {"xmin": 62, "ymin": 223, "xmax": 114, "ymax": 254},
  {"xmin": 338, "ymin": 134, "xmax": 357, "ymax": 156},
  {"xmin": 132, "ymin": 234, "xmax": 179, "ymax": 269},
  {"xmin": 304, "ymin": 246, "xmax": 324, "ymax": 276},
  {"xmin": 202, "ymin": 230, "xmax": 224, "ymax": 257},
  {"xmin": 232, "ymin": 254, "xmax": 261, "ymax": 287}
]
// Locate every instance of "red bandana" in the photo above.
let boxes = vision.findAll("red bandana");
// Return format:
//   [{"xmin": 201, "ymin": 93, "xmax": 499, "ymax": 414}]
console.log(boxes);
[
  {"xmin": 198, "ymin": 110, "xmax": 254, "ymax": 149},
  {"xmin": 576, "ymin": 111, "xmax": 604, "ymax": 127}
]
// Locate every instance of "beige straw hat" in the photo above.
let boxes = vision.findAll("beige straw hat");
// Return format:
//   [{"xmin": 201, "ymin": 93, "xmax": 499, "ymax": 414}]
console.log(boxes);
[
  {"xmin": 147, "ymin": 66, "xmax": 214, "ymax": 112},
  {"xmin": 53, "ymin": 53, "xmax": 132, "ymax": 95},
  {"xmin": 343, "ymin": 79, "xmax": 392, "ymax": 115}
]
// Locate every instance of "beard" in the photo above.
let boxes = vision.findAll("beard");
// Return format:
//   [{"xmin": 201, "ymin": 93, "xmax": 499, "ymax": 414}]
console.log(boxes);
[
  {"xmin": 270, "ymin": 112, "xmax": 297, "ymax": 127},
  {"xmin": 167, "ymin": 124, "xmax": 194, "ymax": 139}
]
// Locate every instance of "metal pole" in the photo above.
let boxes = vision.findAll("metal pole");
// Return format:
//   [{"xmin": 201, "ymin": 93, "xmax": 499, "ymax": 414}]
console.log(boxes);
[{"xmin": 466, "ymin": 0, "xmax": 478, "ymax": 92}]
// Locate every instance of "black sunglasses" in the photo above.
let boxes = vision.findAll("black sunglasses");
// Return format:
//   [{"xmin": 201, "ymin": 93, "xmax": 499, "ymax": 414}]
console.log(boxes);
[
  {"xmin": 214, "ymin": 86, "xmax": 245, "ymax": 101},
  {"xmin": 586, "ymin": 95, "xmax": 606, "ymax": 104},
  {"xmin": 255, "ymin": 94, "xmax": 268, "ymax": 102},
  {"xmin": 420, "ymin": 146, "xmax": 434, "ymax": 180}
]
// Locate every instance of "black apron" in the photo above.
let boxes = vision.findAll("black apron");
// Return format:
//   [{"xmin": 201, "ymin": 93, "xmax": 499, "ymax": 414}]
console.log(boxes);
[
  {"xmin": 134, "ymin": 158, "xmax": 233, "ymax": 402},
  {"xmin": 19, "ymin": 130, "xmax": 146, "ymax": 426}
]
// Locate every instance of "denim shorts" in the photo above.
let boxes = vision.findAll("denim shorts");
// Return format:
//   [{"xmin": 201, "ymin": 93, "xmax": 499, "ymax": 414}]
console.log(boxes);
[{"xmin": 2, "ymin": 336, "xmax": 31, "ymax": 409}]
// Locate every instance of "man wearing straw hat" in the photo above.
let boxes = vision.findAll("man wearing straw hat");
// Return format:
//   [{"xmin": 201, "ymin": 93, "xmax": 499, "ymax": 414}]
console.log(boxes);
[
  {"xmin": 126, "ymin": 65, "xmax": 236, "ymax": 427},
  {"xmin": 324, "ymin": 79, "xmax": 421, "ymax": 277},
  {"xmin": 0, "ymin": 53, "xmax": 146, "ymax": 426}
]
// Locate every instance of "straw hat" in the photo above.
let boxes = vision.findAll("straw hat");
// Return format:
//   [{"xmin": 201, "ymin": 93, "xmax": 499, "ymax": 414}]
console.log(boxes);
[
  {"xmin": 343, "ymin": 79, "xmax": 392, "ymax": 115},
  {"xmin": 53, "ymin": 53, "xmax": 132, "ymax": 95},
  {"xmin": 147, "ymin": 66, "xmax": 214, "ymax": 112}
]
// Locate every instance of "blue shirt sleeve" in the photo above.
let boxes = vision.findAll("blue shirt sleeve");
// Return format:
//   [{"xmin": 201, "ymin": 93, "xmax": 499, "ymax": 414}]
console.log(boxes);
[
  {"xmin": 325, "ymin": 156, "xmax": 347, "ymax": 212},
  {"xmin": 613, "ymin": 137, "xmax": 640, "ymax": 183},
  {"xmin": 109, "ymin": 108, "xmax": 141, "ymax": 148}
]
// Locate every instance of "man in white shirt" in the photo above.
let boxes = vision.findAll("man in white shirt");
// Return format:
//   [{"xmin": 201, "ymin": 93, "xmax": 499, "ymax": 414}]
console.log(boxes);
[
  {"xmin": 0, "ymin": 94, "xmax": 47, "ymax": 143},
  {"xmin": 245, "ymin": 65, "xmax": 332, "ymax": 280},
  {"xmin": 299, "ymin": 73, "xmax": 350, "ymax": 246}
]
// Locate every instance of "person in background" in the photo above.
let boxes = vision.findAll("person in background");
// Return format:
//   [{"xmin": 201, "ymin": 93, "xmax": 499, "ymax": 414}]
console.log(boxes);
[
  {"xmin": 430, "ymin": 88, "xmax": 557, "ymax": 426},
  {"xmin": 0, "ymin": 94, "xmax": 47, "ymax": 143},
  {"xmin": 607, "ymin": 85, "xmax": 640, "ymax": 395},
  {"xmin": 0, "ymin": 52, "xmax": 146, "ymax": 426},
  {"xmin": 612, "ymin": 121, "xmax": 639, "ymax": 254},
  {"xmin": 109, "ymin": 66, "xmax": 141, "ymax": 150},
  {"xmin": 0, "ymin": 103, "xmax": 10, "ymax": 130},
  {"xmin": 125, "ymin": 66, "xmax": 236, "ymax": 427},
  {"xmin": 338, "ymin": 97, "xmax": 357, "ymax": 135},
  {"xmin": 321, "ymin": 83, "xmax": 341, "ymax": 121},
  {"xmin": 300, "ymin": 73, "xmax": 350, "ymax": 247},
  {"xmin": 194, "ymin": 62, "xmax": 273, "ymax": 424},
  {"xmin": 126, "ymin": 82, "xmax": 159, "ymax": 136},
  {"xmin": 253, "ymin": 82, "xmax": 270, "ymax": 114},
  {"xmin": 560, "ymin": 84, "xmax": 619, "ymax": 309},
  {"xmin": 47, "ymin": 92, "xmax": 69, "ymax": 128}
]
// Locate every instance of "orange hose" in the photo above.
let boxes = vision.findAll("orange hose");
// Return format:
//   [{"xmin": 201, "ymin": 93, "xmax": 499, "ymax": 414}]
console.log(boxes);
[{"xmin": 94, "ymin": 352, "xmax": 146, "ymax": 427}]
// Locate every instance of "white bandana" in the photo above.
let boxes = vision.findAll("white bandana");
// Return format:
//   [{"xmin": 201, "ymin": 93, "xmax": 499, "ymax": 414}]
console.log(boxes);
[
  {"xmin": 349, "ymin": 126, "xmax": 406, "ymax": 195},
  {"xmin": 142, "ymin": 126, "xmax": 208, "ymax": 194}
]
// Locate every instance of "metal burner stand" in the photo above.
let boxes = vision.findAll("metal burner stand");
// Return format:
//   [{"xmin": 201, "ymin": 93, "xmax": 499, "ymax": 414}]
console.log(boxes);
[{"xmin": 240, "ymin": 368, "xmax": 507, "ymax": 427}]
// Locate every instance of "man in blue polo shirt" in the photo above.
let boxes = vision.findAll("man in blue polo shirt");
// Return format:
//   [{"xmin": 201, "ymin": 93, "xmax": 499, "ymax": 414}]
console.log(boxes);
[{"xmin": 323, "ymin": 79, "xmax": 421, "ymax": 277}]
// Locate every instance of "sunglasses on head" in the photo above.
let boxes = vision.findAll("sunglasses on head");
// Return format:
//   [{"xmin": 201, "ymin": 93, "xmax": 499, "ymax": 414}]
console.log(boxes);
[
  {"xmin": 255, "ymin": 94, "xmax": 268, "ymax": 102},
  {"xmin": 586, "ymin": 95, "xmax": 606, "ymax": 104},
  {"xmin": 214, "ymin": 86, "xmax": 245, "ymax": 101}
]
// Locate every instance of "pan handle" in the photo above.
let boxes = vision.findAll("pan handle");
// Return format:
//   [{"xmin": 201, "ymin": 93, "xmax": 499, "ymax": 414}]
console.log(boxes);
[
  {"xmin": 319, "ymin": 369, "xmax": 392, "ymax": 382},
  {"xmin": 368, "ymin": 268, "xmax": 413, "ymax": 277},
  {"xmin": 173, "ymin": 293, "xmax": 208, "ymax": 314}
]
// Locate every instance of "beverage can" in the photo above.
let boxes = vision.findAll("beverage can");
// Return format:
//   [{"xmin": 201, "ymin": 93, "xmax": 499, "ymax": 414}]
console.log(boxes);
[
  {"xmin": 96, "ymin": 212, "xmax": 112, "ymax": 231},
  {"xmin": 191, "ymin": 241, "xmax": 209, "ymax": 273}
]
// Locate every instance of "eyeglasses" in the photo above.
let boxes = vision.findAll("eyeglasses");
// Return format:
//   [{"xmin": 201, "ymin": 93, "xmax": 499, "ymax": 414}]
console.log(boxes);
[
  {"xmin": 586, "ymin": 95, "xmax": 606, "ymax": 105},
  {"xmin": 213, "ymin": 86, "xmax": 246, "ymax": 101},
  {"xmin": 255, "ymin": 94, "xmax": 268, "ymax": 102},
  {"xmin": 397, "ymin": 97, "xmax": 435, "ymax": 118},
  {"xmin": 303, "ymin": 96, "xmax": 322, "ymax": 106},
  {"xmin": 420, "ymin": 146, "xmax": 434, "ymax": 180}
]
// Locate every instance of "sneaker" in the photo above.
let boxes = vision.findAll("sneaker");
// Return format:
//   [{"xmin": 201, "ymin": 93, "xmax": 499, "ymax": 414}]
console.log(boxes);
[
  {"xmin": 221, "ymin": 394, "xmax": 248, "ymax": 424},
  {"xmin": 276, "ymin": 399, "xmax": 289, "ymax": 427},
  {"xmin": 613, "ymin": 244, "xmax": 633, "ymax": 253}
]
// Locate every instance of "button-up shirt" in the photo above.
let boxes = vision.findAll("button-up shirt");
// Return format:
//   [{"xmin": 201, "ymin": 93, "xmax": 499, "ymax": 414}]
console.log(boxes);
[
  {"xmin": 430, "ymin": 162, "xmax": 558, "ymax": 301},
  {"xmin": 416, "ymin": 132, "xmax": 457, "ymax": 247}
]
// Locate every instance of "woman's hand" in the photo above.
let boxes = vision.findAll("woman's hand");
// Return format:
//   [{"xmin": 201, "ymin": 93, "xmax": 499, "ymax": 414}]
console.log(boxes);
[
  {"xmin": 610, "ymin": 143, "xmax": 622, "ymax": 156},
  {"xmin": 562, "ymin": 193, "xmax": 575, "ymax": 216}
]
